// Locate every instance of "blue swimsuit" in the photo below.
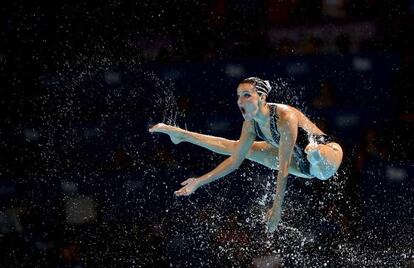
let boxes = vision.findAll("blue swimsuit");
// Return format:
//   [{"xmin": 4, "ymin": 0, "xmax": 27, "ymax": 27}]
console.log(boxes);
[{"xmin": 252, "ymin": 103, "xmax": 334, "ymax": 177}]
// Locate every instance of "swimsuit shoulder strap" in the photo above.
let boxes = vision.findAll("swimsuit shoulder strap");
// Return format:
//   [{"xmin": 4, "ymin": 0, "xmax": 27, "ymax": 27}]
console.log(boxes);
[
  {"xmin": 253, "ymin": 120, "xmax": 266, "ymax": 141},
  {"xmin": 268, "ymin": 103, "xmax": 280, "ymax": 143}
]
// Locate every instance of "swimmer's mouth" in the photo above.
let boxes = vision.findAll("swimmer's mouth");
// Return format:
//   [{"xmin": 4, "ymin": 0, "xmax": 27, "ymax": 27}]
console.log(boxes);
[{"xmin": 240, "ymin": 107, "xmax": 246, "ymax": 114}]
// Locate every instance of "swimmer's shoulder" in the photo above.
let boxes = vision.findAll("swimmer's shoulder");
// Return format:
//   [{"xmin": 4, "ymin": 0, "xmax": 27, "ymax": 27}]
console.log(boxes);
[
  {"xmin": 274, "ymin": 103, "xmax": 306, "ymax": 117},
  {"xmin": 271, "ymin": 103, "xmax": 295, "ymax": 119},
  {"xmin": 272, "ymin": 103, "xmax": 296, "ymax": 112}
]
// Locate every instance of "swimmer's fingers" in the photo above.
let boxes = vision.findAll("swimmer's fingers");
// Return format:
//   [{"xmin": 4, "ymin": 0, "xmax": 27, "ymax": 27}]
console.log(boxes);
[
  {"xmin": 174, "ymin": 186, "xmax": 191, "ymax": 196},
  {"xmin": 266, "ymin": 220, "xmax": 278, "ymax": 233},
  {"xmin": 175, "ymin": 178, "xmax": 200, "ymax": 196},
  {"xmin": 264, "ymin": 208, "xmax": 280, "ymax": 233},
  {"xmin": 265, "ymin": 217, "xmax": 277, "ymax": 233},
  {"xmin": 181, "ymin": 178, "xmax": 196, "ymax": 186}
]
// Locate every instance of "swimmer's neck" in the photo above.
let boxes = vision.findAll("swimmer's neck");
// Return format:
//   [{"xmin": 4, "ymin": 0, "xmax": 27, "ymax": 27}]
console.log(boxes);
[{"xmin": 253, "ymin": 103, "xmax": 271, "ymax": 125}]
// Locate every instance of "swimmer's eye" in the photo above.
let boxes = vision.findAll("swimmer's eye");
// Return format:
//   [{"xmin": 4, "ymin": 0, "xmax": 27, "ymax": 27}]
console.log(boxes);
[{"xmin": 237, "ymin": 93, "xmax": 251, "ymax": 99}]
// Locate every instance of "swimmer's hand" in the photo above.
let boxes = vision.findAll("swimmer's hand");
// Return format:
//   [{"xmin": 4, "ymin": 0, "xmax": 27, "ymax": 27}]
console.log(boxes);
[
  {"xmin": 265, "ymin": 207, "xmax": 281, "ymax": 233},
  {"xmin": 174, "ymin": 178, "xmax": 201, "ymax": 197}
]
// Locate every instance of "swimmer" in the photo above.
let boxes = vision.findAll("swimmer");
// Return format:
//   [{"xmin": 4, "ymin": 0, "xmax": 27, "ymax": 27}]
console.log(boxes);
[{"xmin": 149, "ymin": 77, "xmax": 343, "ymax": 233}]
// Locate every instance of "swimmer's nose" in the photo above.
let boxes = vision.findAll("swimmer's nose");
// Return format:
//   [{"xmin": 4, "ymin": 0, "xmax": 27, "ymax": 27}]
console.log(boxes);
[{"xmin": 237, "ymin": 97, "xmax": 242, "ymax": 106}]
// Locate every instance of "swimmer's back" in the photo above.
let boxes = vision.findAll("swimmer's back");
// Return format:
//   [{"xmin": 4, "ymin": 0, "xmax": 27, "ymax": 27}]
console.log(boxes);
[{"xmin": 275, "ymin": 103, "xmax": 325, "ymax": 136}]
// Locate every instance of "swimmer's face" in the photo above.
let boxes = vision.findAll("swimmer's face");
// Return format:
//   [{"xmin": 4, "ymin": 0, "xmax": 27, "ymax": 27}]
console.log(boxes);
[{"xmin": 237, "ymin": 83, "xmax": 261, "ymax": 120}]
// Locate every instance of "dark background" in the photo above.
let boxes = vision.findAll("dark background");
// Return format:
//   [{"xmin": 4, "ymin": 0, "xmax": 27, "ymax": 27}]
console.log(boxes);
[{"xmin": 0, "ymin": 1, "xmax": 413, "ymax": 267}]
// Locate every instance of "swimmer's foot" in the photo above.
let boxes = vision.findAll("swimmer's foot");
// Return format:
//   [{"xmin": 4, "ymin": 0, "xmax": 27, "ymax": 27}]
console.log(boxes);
[{"xmin": 148, "ymin": 123, "xmax": 184, "ymax": 144}]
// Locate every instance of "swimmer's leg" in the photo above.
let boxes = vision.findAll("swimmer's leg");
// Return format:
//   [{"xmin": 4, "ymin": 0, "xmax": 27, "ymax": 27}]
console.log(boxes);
[
  {"xmin": 149, "ymin": 123, "xmax": 310, "ymax": 178},
  {"xmin": 305, "ymin": 143, "xmax": 343, "ymax": 180},
  {"xmin": 149, "ymin": 123, "xmax": 278, "ymax": 169}
]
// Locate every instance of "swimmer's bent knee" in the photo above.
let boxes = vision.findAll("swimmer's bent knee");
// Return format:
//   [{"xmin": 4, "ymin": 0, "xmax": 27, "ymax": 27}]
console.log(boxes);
[
  {"xmin": 310, "ymin": 164, "xmax": 337, "ymax": 180},
  {"xmin": 306, "ymin": 150, "xmax": 322, "ymax": 164}
]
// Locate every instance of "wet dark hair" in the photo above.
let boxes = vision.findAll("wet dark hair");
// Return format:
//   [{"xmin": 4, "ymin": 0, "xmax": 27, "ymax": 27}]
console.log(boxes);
[{"xmin": 240, "ymin": 77, "xmax": 272, "ymax": 96}]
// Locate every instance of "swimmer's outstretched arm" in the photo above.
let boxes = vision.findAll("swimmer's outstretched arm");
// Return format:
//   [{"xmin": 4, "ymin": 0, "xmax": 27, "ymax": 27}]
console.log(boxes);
[
  {"xmin": 174, "ymin": 120, "xmax": 256, "ymax": 196},
  {"xmin": 265, "ymin": 112, "xmax": 298, "ymax": 233}
]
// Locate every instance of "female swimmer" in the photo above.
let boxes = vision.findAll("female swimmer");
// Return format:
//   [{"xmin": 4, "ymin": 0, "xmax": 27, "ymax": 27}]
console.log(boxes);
[{"xmin": 149, "ymin": 77, "xmax": 343, "ymax": 232}]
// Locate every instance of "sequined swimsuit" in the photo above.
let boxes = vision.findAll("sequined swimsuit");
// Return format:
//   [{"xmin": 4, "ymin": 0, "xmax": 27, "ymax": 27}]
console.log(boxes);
[{"xmin": 252, "ymin": 103, "xmax": 334, "ymax": 177}]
